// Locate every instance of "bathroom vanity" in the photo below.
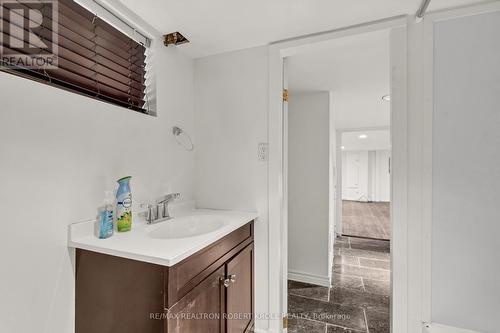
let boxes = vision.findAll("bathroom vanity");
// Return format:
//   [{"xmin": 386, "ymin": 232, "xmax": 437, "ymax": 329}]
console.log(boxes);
[{"xmin": 69, "ymin": 210, "xmax": 256, "ymax": 333}]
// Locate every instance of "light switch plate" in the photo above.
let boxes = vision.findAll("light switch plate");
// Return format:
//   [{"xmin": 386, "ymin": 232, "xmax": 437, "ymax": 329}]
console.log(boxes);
[{"xmin": 258, "ymin": 143, "xmax": 268, "ymax": 162}]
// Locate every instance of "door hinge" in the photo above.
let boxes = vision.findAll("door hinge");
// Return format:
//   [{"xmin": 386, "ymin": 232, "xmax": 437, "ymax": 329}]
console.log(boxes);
[
  {"xmin": 282, "ymin": 89, "xmax": 288, "ymax": 102},
  {"xmin": 283, "ymin": 316, "xmax": 288, "ymax": 329}
]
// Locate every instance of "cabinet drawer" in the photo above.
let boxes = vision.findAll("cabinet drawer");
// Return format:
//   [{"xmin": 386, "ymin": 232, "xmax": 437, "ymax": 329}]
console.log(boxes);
[{"xmin": 166, "ymin": 222, "xmax": 253, "ymax": 307}]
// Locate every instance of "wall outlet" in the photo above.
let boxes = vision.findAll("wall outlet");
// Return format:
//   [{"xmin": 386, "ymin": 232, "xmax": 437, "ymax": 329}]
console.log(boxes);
[{"xmin": 258, "ymin": 143, "xmax": 268, "ymax": 162}]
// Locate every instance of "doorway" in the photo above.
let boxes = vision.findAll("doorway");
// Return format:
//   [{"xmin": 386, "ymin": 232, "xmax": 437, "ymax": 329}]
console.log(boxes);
[
  {"xmin": 269, "ymin": 19, "xmax": 406, "ymax": 331},
  {"xmin": 285, "ymin": 28, "xmax": 392, "ymax": 332},
  {"xmin": 340, "ymin": 129, "xmax": 391, "ymax": 240}
]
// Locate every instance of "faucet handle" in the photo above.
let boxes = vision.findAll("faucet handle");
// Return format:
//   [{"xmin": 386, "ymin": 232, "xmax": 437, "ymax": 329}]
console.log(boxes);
[{"xmin": 157, "ymin": 192, "xmax": 180, "ymax": 204}]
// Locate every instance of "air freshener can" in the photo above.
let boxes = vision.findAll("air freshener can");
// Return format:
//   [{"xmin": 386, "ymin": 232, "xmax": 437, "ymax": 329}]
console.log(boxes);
[{"xmin": 116, "ymin": 176, "xmax": 132, "ymax": 232}]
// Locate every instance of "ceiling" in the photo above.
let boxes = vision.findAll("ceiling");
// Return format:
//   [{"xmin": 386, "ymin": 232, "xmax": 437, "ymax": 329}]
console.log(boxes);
[
  {"xmin": 288, "ymin": 29, "xmax": 391, "ymax": 129},
  {"xmin": 342, "ymin": 130, "xmax": 391, "ymax": 151},
  {"xmin": 118, "ymin": 0, "xmax": 483, "ymax": 58}
]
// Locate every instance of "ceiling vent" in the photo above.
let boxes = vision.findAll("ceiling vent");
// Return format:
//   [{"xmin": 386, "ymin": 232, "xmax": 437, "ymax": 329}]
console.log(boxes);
[{"xmin": 163, "ymin": 32, "xmax": 189, "ymax": 46}]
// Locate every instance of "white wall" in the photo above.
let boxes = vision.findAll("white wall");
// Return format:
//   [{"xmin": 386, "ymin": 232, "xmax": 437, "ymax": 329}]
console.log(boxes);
[
  {"xmin": 0, "ymin": 45, "xmax": 195, "ymax": 333},
  {"xmin": 287, "ymin": 92, "xmax": 331, "ymax": 286},
  {"xmin": 193, "ymin": 46, "xmax": 269, "ymax": 331},
  {"xmin": 431, "ymin": 11, "xmax": 500, "ymax": 333}
]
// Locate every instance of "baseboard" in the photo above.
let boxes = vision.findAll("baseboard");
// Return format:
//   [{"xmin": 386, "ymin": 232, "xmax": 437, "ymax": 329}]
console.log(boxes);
[
  {"xmin": 253, "ymin": 329, "xmax": 270, "ymax": 333},
  {"xmin": 423, "ymin": 323, "xmax": 482, "ymax": 333},
  {"xmin": 288, "ymin": 270, "xmax": 331, "ymax": 287}
]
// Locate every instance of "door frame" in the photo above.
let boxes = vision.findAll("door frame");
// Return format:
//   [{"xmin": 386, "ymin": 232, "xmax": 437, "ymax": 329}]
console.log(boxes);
[
  {"xmin": 268, "ymin": 16, "xmax": 408, "ymax": 333},
  {"xmin": 335, "ymin": 126, "xmax": 390, "ymax": 237}
]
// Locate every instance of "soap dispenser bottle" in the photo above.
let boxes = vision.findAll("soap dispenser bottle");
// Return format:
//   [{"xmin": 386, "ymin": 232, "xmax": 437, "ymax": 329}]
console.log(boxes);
[
  {"xmin": 98, "ymin": 191, "xmax": 114, "ymax": 239},
  {"xmin": 116, "ymin": 176, "xmax": 132, "ymax": 232}
]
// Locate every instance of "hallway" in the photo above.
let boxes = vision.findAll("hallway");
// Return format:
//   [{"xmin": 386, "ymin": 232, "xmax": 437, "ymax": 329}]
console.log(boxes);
[{"xmin": 288, "ymin": 237, "xmax": 390, "ymax": 332}]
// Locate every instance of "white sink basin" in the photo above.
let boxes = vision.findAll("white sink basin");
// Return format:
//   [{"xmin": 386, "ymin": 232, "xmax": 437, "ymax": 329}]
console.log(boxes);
[{"xmin": 148, "ymin": 215, "xmax": 228, "ymax": 239}]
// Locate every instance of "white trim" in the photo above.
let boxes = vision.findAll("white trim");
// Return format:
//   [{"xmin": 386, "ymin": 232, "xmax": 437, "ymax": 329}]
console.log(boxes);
[
  {"xmin": 422, "ymin": 323, "xmax": 483, "ymax": 333},
  {"xmin": 389, "ymin": 24, "xmax": 409, "ymax": 333},
  {"xmin": 268, "ymin": 16, "xmax": 407, "ymax": 333},
  {"xmin": 421, "ymin": 13, "xmax": 434, "ymax": 324},
  {"xmin": 335, "ymin": 129, "xmax": 343, "ymax": 236},
  {"xmin": 288, "ymin": 271, "xmax": 331, "ymax": 288},
  {"xmin": 253, "ymin": 329, "xmax": 271, "ymax": 333},
  {"xmin": 328, "ymin": 91, "xmax": 336, "ymax": 278},
  {"xmin": 426, "ymin": 0, "xmax": 500, "ymax": 22},
  {"xmin": 281, "ymin": 57, "xmax": 289, "ymax": 325},
  {"xmin": 272, "ymin": 16, "xmax": 407, "ymax": 57},
  {"xmin": 267, "ymin": 44, "xmax": 284, "ymax": 333},
  {"xmin": 74, "ymin": 0, "xmax": 161, "ymax": 43}
]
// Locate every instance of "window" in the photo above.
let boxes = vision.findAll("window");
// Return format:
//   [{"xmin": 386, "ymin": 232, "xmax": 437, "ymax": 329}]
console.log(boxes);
[{"xmin": 0, "ymin": 0, "xmax": 153, "ymax": 114}]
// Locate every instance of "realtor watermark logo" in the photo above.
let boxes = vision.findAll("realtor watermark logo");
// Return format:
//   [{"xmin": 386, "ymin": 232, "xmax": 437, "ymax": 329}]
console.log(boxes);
[{"xmin": 0, "ymin": 0, "xmax": 58, "ymax": 68}]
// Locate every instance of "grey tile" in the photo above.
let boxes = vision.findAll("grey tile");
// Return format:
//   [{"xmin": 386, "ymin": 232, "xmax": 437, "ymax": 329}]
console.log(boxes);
[
  {"xmin": 339, "ymin": 248, "xmax": 390, "ymax": 261},
  {"xmin": 333, "ymin": 264, "xmax": 390, "ymax": 281},
  {"xmin": 288, "ymin": 280, "xmax": 330, "ymax": 302},
  {"xmin": 349, "ymin": 238, "xmax": 390, "ymax": 253},
  {"xmin": 329, "ymin": 287, "xmax": 390, "ymax": 313},
  {"xmin": 334, "ymin": 241, "xmax": 351, "ymax": 249},
  {"xmin": 334, "ymin": 255, "xmax": 359, "ymax": 266},
  {"xmin": 288, "ymin": 294, "xmax": 367, "ymax": 331},
  {"xmin": 349, "ymin": 238, "xmax": 390, "ymax": 249},
  {"xmin": 332, "ymin": 273, "xmax": 364, "ymax": 292},
  {"xmin": 359, "ymin": 258, "xmax": 390, "ymax": 270},
  {"xmin": 363, "ymin": 278, "xmax": 390, "ymax": 296},
  {"xmin": 365, "ymin": 310, "xmax": 390, "ymax": 333},
  {"xmin": 288, "ymin": 317, "xmax": 326, "ymax": 333},
  {"xmin": 327, "ymin": 324, "xmax": 366, "ymax": 332}
]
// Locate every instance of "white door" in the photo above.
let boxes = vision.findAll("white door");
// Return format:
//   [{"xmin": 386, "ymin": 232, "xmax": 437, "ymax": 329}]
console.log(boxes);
[{"xmin": 342, "ymin": 151, "xmax": 369, "ymax": 201}]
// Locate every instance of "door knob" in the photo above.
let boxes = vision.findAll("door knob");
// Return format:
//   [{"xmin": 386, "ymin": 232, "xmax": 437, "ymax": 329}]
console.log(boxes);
[{"xmin": 229, "ymin": 274, "xmax": 236, "ymax": 283}]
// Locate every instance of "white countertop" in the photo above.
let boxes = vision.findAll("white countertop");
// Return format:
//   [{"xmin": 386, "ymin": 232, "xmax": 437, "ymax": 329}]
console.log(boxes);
[{"xmin": 68, "ymin": 208, "xmax": 257, "ymax": 267}]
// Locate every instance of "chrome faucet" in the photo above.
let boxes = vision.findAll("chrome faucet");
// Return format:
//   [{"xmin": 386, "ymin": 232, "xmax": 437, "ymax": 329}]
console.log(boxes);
[
  {"xmin": 145, "ymin": 193, "xmax": 180, "ymax": 224},
  {"xmin": 157, "ymin": 193, "xmax": 180, "ymax": 220}
]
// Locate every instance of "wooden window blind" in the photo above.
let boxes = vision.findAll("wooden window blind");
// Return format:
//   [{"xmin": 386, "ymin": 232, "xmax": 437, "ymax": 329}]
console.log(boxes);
[{"xmin": 0, "ymin": 0, "xmax": 151, "ymax": 113}]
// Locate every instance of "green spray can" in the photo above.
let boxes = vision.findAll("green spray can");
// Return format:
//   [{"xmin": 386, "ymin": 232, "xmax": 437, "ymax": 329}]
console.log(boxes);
[{"xmin": 116, "ymin": 176, "xmax": 132, "ymax": 232}]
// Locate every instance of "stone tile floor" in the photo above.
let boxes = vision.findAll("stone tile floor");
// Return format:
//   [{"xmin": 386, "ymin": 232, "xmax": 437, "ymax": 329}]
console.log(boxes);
[{"xmin": 287, "ymin": 237, "xmax": 390, "ymax": 333}]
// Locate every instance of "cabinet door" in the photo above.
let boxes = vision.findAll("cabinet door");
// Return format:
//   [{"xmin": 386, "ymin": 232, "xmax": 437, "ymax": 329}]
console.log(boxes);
[
  {"xmin": 166, "ymin": 267, "xmax": 225, "ymax": 333},
  {"xmin": 225, "ymin": 244, "xmax": 254, "ymax": 333}
]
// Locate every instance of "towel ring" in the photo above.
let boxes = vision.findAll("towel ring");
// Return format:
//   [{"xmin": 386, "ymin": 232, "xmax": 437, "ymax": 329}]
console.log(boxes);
[{"xmin": 172, "ymin": 126, "xmax": 194, "ymax": 151}]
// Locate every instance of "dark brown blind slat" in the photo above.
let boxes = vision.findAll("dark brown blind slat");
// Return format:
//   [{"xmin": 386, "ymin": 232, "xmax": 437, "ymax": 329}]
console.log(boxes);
[
  {"xmin": 0, "ymin": 4, "xmax": 146, "ymax": 71},
  {"xmin": 0, "ymin": 12, "xmax": 146, "ymax": 68},
  {"xmin": 1, "ymin": 30, "xmax": 145, "ymax": 96},
  {"xmin": 0, "ymin": 0, "xmax": 149, "ymax": 113}
]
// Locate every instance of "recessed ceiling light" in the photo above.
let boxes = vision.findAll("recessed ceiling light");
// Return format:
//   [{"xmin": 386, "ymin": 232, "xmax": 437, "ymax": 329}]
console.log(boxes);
[
  {"xmin": 341, "ymin": 146, "xmax": 345, "ymax": 150},
  {"xmin": 382, "ymin": 94, "xmax": 391, "ymax": 102},
  {"xmin": 359, "ymin": 134, "xmax": 367, "ymax": 139}
]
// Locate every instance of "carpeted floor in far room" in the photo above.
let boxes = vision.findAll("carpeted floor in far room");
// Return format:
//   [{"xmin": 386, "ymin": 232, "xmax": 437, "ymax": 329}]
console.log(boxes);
[{"xmin": 342, "ymin": 201, "xmax": 390, "ymax": 240}]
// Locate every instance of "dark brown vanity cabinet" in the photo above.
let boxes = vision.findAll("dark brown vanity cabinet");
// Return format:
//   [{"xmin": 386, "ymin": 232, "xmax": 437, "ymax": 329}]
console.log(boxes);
[
  {"xmin": 76, "ymin": 222, "xmax": 254, "ymax": 333},
  {"xmin": 225, "ymin": 245, "xmax": 254, "ymax": 333}
]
